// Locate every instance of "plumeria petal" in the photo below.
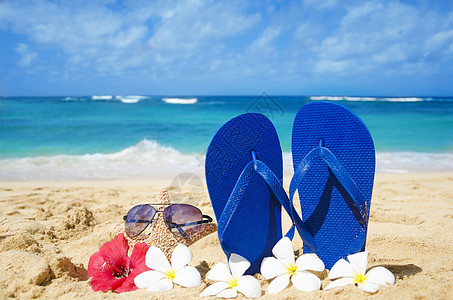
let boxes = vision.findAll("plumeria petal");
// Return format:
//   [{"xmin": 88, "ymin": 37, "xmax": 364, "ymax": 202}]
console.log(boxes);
[
  {"xmin": 134, "ymin": 270, "xmax": 165, "ymax": 289},
  {"xmin": 358, "ymin": 281, "xmax": 380, "ymax": 293},
  {"xmin": 324, "ymin": 277, "xmax": 355, "ymax": 290},
  {"xmin": 171, "ymin": 244, "xmax": 193, "ymax": 271},
  {"xmin": 260, "ymin": 257, "xmax": 287, "ymax": 280},
  {"xmin": 237, "ymin": 275, "xmax": 262, "ymax": 298},
  {"xmin": 366, "ymin": 267, "xmax": 395, "ymax": 286},
  {"xmin": 295, "ymin": 253, "xmax": 325, "ymax": 272},
  {"xmin": 328, "ymin": 258, "xmax": 355, "ymax": 280},
  {"xmin": 145, "ymin": 246, "xmax": 171, "ymax": 272},
  {"xmin": 291, "ymin": 270, "xmax": 321, "ymax": 292},
  {"xmin": 200, "ymin": 282, "xmax": 230, "ymax": 297},
  {"xmin": 173, "ymin": 266, "xmax": 201, "ymax": 287},
  {"xmin": 217, "ymin": 287, "xmax": 238, "ymax": 298},
  {"xmin": 347, "ymin": 251, "xmax": 369, "ymax": 276},
  {"xmin": 208, "ymin": 262, "xmax": 232, "ymax": 282},
  {"xmin": 267, "ymin": 274, "xmax": 290, "ymax": 295},
  {"xmin": 271, "ymin": 237, "xmax": 295, "ymax": 265},
  {"xmin": 147, "ymin": 278, "xmax": 174, "ymax": 291},
  {"xmin": 229, "ymin": 253, "xmax": 251, "ymax": 278}
]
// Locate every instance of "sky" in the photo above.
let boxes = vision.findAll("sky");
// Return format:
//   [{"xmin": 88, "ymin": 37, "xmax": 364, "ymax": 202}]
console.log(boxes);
[{"xmin": 1, "ymin": 0, "xmax": 453, "ymax": 97}]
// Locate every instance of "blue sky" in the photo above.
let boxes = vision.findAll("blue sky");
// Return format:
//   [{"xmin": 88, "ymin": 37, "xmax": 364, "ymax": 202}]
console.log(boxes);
[{"xmin": 1, "ymin": 0, "xmax": 453, "ymax": 96}]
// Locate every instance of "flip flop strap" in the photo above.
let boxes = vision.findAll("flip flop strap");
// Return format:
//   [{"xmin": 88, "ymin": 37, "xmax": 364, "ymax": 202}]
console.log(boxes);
[
  {"xmin": 218, "ymin": 156, "xmax": 317, "ymax": 252},
  {"xmin": 289, "ymin": 145, "xmax": 369, "ymax": 229}
]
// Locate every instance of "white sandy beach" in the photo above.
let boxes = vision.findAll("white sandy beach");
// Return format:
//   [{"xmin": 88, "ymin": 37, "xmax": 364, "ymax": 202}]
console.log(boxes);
[{"xmin": 0, "ymin": 172, "xmax": 452, "ymax": 299}]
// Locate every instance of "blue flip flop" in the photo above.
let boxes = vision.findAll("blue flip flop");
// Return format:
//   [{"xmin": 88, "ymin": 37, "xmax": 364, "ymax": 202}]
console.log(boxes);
[
  {"xmin": 206, "ymin": 113, "xmax": 315, "ymax": 274},
  {"xmin": 290, "ymin": 101, "xmax": 375, "ymax": 269}
]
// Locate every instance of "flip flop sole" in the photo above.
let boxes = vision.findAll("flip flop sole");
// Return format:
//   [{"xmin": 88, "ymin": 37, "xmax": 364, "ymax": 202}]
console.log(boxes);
[
  {"xmin": 206, "ymin": 113, "xmax": 283, "ymax": 274},
  {"xmin": 292, "ymin": 101, "xmax": 375, "ymax": 269}
]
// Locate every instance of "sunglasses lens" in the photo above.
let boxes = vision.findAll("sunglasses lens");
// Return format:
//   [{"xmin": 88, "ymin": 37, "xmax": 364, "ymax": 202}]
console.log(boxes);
[
  {"xmin": 163, "ymin": 204, "xmax": 202, "ymax": 239},
  {"xmin": 125, "ymin": 205, "xmax": 156, "ymax": 237}
]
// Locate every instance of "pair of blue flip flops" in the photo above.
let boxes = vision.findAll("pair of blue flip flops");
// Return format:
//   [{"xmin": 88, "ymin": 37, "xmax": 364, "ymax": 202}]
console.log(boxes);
[{"xmin": 205, "ymin": 101, "xmax": 375, "ymax": 274}]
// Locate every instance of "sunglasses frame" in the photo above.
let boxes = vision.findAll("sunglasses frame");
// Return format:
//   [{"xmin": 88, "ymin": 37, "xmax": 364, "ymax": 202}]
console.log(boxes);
[{"xmin": 123, "ymin": 203, "xmax": 213, "ymax": 239}]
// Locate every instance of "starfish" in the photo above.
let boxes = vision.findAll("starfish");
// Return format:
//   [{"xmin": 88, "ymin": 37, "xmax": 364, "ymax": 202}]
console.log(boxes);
[{"xmin": 116, "ymin": 187, "xmax": 217, "ymax": 259}]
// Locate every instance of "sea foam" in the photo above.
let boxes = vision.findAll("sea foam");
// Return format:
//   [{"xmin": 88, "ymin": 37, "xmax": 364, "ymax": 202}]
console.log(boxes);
[
  {"xmin": 282, "ymin": 151, "xmax": 453, "ymax": 175},
  {"xmin": 1, "ymin": 142, "xmax": 452, "ymax": 181},
  {"xmin": 0, "ymin": 140, "xmax": 204, "ymax": 181},
  {"xmin": 309, "ymin": 96, "xmax": 426, "ymax": 102}
]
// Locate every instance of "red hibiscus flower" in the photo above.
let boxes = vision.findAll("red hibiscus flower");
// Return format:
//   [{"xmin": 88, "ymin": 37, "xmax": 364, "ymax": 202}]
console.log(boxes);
[{"xmin": 87, "ymin": 234, "xmax": 150, "ymax": 293}]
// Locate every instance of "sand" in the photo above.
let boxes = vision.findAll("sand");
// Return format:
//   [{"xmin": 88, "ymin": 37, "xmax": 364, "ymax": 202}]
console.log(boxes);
[{"xmin": 0, "ymin": 172, "xmax": 452, "ymax": 299}]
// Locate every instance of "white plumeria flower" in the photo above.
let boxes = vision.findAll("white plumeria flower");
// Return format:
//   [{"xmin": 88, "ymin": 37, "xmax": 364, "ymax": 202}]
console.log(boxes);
[
  {"xmin": 260, "ymin": 237, "xmax": 325, "ymax": 294},
  {"xmin": 200, "ymin": 253, "xmax": 261, "ymax": 298},
  {"xmin": 325, "ymin": 251, "xmax": 395, "ymax": 293},
  {"xmin": 134, "ymin": 244, "xmax": 201, "ymax": 291}
]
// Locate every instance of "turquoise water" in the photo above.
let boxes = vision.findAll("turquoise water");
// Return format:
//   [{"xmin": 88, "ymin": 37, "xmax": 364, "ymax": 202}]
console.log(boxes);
[{"xmin": 1, "ymin": 95, "xmax": 453, "ymax": 180}]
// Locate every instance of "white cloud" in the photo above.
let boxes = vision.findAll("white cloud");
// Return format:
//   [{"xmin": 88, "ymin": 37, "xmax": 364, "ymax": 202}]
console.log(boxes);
[
  {"xmin": 148, "ymin": 0, "xmax": 260, "ymax": 53},
  {"xmin": 314, "ymin": 1, "xmax": 425, "ymax": 74},
  {"xmin": 248, "ymin": 26, "xmax": 281, "ymax": 53},
  {"xmin": 425, "ymin": 30, "xmax": 453, "ymax": 55},
  {"xmin": 15, "ymin": 43, "xmax": 37, "ymax": 67},
  {"xmin": 1, "ymin": 0, "xmax": 453, "ymax": 95}
]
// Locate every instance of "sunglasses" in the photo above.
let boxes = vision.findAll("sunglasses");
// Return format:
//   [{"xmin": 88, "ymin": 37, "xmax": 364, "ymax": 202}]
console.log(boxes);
[{"xmin": 123, "ymin": 203, "xmax": 213, "ymax": 239}]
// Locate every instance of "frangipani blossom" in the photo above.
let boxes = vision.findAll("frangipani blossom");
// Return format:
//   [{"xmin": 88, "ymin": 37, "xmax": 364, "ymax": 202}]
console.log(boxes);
[
  {"xmin": 200, "ymin": 253, "xmax": 261, "ymax": 298},
  {"xmin": 260, "ymin": 237, "xmax": 325, "ymax": 294},
  {"xmin": 134, "ymin": 243, "xmax": 201, "ymax": 291},
  {"xmin": 325, "ymin": 251, "xmax": 395, "ymax": 293},
  {"xmin": 87, "ymin": 234, "xmax": 150, "ymax": 293}
]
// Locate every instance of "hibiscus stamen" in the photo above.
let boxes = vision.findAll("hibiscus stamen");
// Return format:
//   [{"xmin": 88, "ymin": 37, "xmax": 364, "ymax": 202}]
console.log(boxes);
[{"xmin": 105, "ymin": 257, "xmax": 130, "ymax": 279}]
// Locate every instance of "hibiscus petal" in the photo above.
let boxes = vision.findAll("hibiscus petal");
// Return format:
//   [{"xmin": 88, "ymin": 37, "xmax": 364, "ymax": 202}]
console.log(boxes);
[
  {"xmin": 200, "ymin": 282, "xmax": 230, "ymax": 297},
  {"xmin": 171, "ymin": 244, "xmax": 193, "ymax": 271},
  {"xmin": 358, "ymin": 281, "xmax": 380, "ymax": 293},
  {"xmin": 272, "ymin": 237, "xmax": 295, "ymax": 265},
  {"xmin": 87, "ymin": 239, "xmax": 130, "ymax": 292},
  {"xmin": 146, "ymin": 246, "xmax": 171, "ymax": 272},
  {"xmin": 328, "ymin": 259, "xmax": 355, "ymax": 279},
  {"xmin": 291, "ymin": 270, "xmax": 321, "ymax": 292},
  {"xmin": 237, "ymin": 275, "xmax": 262, "ymax": 298},
  {"xmin": 347, "ymin": 251, "xmax": 369, "ymax": 276},
  {"xmin": 99, "ymin": 234, "xmax": 129, "ymax": 258},
  {"xmin": 90, "ymin": 276, "xmax": 125, "ymax": 292},
  {"xmin": 366, "ymin": 266, "xmax": 395, "ymax": 286},
  {"xmin": 324, "ymin": 277, "xmax": 355, "ymax": 290},
  {"xmin": 129, "ymin": 242, "xmax": 149, "ymax": 269},
  {"xmin": 207, "ymin": 262, "xmax": 232, "ymax": 282},
  {"xmin": 229, "ymin": 253, "xmax": 251, "ymax": 278},
  {"xmin": 134, "ymin": 270, "xmax": 165, "ymax": 289},
  {"xmin": 147, "ymin": 278, "xmax": 174, "ymax": 291},
  {"xmin": 260, "ymin": 257, "xmax": 287, "ymax": 280},
  {"xmin": 174, "ymin": 266, "xmax": 201, "ymax": 287},
  {"xmin": 217, "ymin": 287, "xmax": 238, "ymax": 298},
  {"xmin": 267, "ymin": 274, "xmax": 290, "ymax": 295},
  {"xmin": 99, "ymin": 234, "xmax": 130, "ymax": 271},
  {"xmin": 114, "ymin": 276, "xmax": 138, "ymax": 293},
  {"xmin": 295, "ymin": 253, "xmax": 325, "ymax": 272}
]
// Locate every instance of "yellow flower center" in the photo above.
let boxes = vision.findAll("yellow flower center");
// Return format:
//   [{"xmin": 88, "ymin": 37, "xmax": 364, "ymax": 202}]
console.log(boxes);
[
  {"xmin": 227, "ymin": 277, "xmax": 238, "ymax": 288},
  {"xmin": 164, "ymin": 268, "xmax": 176, "ymax": 281},
  {"xmin": 354, "ymin": 272, "xmax": 367, "ymax": 284},
  {"xmin": 287, "ymin": 263, "xmax": 298, "ymax": 277}
]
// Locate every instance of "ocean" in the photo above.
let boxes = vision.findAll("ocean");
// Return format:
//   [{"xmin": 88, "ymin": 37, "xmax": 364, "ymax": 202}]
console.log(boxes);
[{"xmin": 1, "ymin": 95, "xmax": 453, "ymax": 181}]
